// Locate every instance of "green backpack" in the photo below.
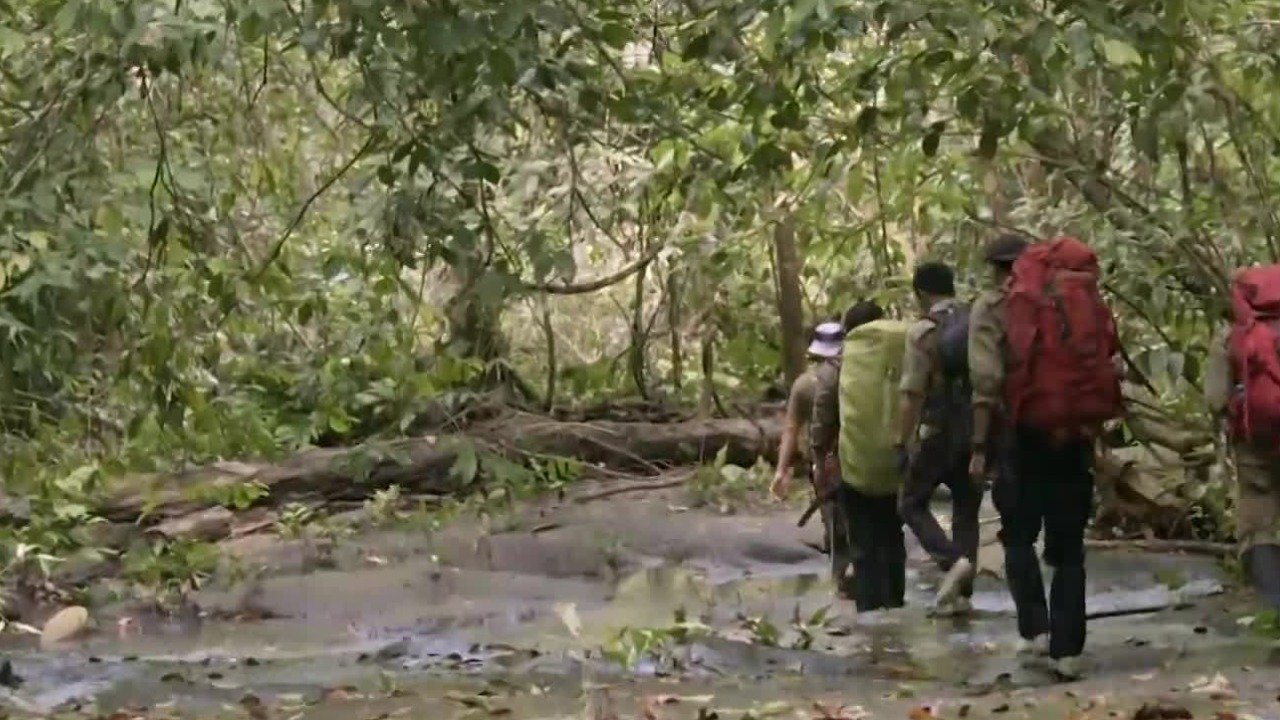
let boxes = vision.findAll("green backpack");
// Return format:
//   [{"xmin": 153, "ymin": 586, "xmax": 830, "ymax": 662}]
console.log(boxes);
[{"xmin": 837, "ymin": 318, "xmax": 909, "ymax": 496}]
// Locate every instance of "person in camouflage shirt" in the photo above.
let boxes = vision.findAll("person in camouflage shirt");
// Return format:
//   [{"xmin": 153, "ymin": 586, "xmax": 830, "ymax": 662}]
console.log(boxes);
[{"xmin": 771, "ymin": 322, "xmax": 849, "ymax": 550}]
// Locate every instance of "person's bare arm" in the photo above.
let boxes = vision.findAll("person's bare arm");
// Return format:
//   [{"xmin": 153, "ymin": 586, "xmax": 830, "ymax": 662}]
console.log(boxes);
[{"xmin": 771, "ymin": 404, "xmax": 801, "ymax": 498}]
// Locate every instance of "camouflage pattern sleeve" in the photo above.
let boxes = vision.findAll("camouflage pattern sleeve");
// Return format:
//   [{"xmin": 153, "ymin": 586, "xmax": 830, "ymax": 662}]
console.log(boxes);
[{"xmin": 809, "ymin": 361, "xmax": 841, "ymax": 458}]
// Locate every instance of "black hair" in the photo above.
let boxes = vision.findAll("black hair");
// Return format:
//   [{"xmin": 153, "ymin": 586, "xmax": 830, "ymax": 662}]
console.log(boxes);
[
  {"xmin": 842, "ymin": 300, "xmax": 884, "ymax": 331},
  {"xmin": 986, "ymin": 233, "xmax": 1029, "ymax": 271},
  {"xmin": 912, "ymin": 261, "xmax": 956, "ymax": 297}
]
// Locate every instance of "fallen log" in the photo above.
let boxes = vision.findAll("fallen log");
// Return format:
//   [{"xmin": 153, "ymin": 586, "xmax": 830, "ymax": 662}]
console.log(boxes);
[
  {"xmin": 1084, "ymin": 538, "xmax": 1235, "ymax": 557},
  {"xmin": 570, "ymin": 472, "xmax": 694, "ymax": 504},
  {"xmin": 99, "ymin": 412, "xmax": 783, "ymax": 526}
]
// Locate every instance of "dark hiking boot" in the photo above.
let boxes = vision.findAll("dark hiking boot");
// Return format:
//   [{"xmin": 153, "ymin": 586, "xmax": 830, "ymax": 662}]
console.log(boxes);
[
  {"xmin": 1004, "ymin": 545, "xmax": 1049, "ymax": 640},
  {"xmin": 1245, "ymin": 544, "xmax": 1280, "ymax": 608},
  {"xmin": 935, "ymin": 557, "xmax": 974, "ymax": 609}
]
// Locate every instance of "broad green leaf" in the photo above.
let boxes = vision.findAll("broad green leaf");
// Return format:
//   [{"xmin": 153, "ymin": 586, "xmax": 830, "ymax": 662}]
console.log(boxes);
[
  {"xmin": 683, "ymin": 32, "xmax": 711, "ymax": 60},
  {"xmin": 450, "ymin": 442, "xmax": 479, "ymax": 485},
  {"xmin": 1099, "ymin": 38, "xmax": 1141, "ymax": 66},
  {"xmin": 0, "ymin": 27, "xmax": 24, "ymax": 57},
  {"xmin": 600, "ymin": 23, "xmax": 631, "ymax": 49}
]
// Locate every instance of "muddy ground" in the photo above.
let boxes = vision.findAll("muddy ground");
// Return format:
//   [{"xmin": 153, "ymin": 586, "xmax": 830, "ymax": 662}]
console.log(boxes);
[{"xmin": 2, "ymin": 478, "xmax": 1278, "ymax": 719}]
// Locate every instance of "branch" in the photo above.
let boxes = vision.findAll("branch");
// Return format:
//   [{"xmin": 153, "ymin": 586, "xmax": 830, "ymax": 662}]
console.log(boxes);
[
  {"xmin": 522, "ymin": 243, "xmax": 665, "ymax": 295},
  {"xmin": 1083, "ymin": 538, "xmax": 1233, "ymax": 557},
  {"xmin": 251, "ymin": 134, "xmax": 378, "ymax": 281}
]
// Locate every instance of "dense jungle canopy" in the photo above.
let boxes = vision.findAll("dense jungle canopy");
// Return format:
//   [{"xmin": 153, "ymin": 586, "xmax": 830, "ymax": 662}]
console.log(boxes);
[{"xmin": 2, "ymin": 0, "xmax": 1279, "ymax": 571}]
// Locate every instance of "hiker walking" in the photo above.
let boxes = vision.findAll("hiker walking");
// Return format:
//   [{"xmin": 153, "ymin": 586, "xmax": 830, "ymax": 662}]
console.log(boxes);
[
  {"xmin": 1205, "ymin": 267, "xmax": 1280, "ymax": 610},
  {"xmin": 772, "ymin": 322, "xmax": 856, "ymax": 549},
  {"xmin": 969, "ymin": 235, "xmax": 1123, "ymax": 680},
  {"xmin": 811, "ymin": 302, "xmax": 908, "ymax": 610},
  {"xmin": 897, "ymin": 261, "xmax": 980, "ymax": 616}
]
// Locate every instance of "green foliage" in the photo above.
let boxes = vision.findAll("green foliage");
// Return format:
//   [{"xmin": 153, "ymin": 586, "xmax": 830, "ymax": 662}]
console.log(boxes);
[
  {"xmin": 3, "ymin": 0, "xmax": 1280, "ymax": 579},
  {"xmin": 122, "ymin": 538, "xmax": 220, "ymax": 597},
  {"xmin": 1246, "ymin": 609, "xmax": 1280, "ymax": 639},
  {"xmin": 363, "ymin": 484, "xmax": 405, "ymax": 526},
  {"xmin": 736, "ymin": 613, "xmax": 782, "ymax": 647},
  {"xmin": 789, "ymin": 604, "xmax": 834, "ymax": 651},
  {"xmin": 688, "ymin": 447, "xmax": 771, "ymax": 508},
  {"xmin": 603, "ymin": 607, "xmax": 710, "ymax": 670},
  {"xmin": 275, "ymin": 503, "xmax": 317, "ymax": 539},
  {"xmin": 191, "ymin": 481, "xmax": 269, "ymax": 512}
]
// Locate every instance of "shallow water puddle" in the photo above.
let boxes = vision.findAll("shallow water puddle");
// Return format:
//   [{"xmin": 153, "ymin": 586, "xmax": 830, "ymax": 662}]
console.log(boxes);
[{"xmin": 0, "ymin": 542, "xmax": 1267, "ymax": 717}]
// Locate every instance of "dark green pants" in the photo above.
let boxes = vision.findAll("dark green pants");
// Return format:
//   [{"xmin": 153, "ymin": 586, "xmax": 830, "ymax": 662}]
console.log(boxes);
[{"xmin": 830, "ymin": 485, "xmax": 905, "ymax": 611}]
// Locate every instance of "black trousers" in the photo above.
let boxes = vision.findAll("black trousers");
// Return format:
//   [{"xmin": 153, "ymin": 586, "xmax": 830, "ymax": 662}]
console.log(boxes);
[
  {"xmin": 899, "ymin": 433, "xmax": 983, "ymax": 595},
  {"xmin": 831, "ymin": 485, "xmax": 905, "ymax": 612},
  {"xmin": 993, "ymin": 427, "xmax": 1094, "ymax": 659}
]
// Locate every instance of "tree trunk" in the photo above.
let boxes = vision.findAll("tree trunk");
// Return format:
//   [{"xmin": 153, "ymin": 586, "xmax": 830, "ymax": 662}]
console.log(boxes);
[
  {"xmin": 667, "ymin": 267, "xmax": 683, "ymax": 395},
  {"xmin": 97, "ymin": 413, "xmax": 785, "ymax": 525},
  {"xmin": 630, "ymin": 252, "xmax": 650, "ymax": 398},
  {"xmin": 773, "ymin": 215, "xmax": 806, "ymax": 388}
]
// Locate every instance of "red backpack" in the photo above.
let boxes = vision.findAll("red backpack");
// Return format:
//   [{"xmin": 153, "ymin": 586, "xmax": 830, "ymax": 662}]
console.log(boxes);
[
  {"xmin": 1003, "ymin": 237, "xmax": 1123, "ymax": 436},
  {"xmin": 1227, "ymin": 266, "xmax": 1280, "ymax": 445}
]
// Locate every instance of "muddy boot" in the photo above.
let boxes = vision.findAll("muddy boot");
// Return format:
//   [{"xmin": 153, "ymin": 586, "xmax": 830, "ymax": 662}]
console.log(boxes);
[
  {"xmin": 1004, "ymin": 544, "xmax": 1050, "ymax": 642},
  {"xmin": 1245, "ymin": 545, "xmax": 1280, "ymax": 608},
  {"xmin": 934, "ymin": 557, "xmax": 974, "ymax": 609},
  {"xmin": 1049, "ymin": 563, "xmax": 1087, "ymax": 660}
]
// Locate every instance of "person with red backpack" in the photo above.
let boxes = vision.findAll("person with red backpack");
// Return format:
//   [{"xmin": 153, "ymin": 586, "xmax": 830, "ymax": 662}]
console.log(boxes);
[
  {"xmin": 969, "ymin": 235, "xmax": 1123, "ymax": 681},
  {"xmin": 1205, "ymin": 267, "xmax": 1280, "ymax": 610}
]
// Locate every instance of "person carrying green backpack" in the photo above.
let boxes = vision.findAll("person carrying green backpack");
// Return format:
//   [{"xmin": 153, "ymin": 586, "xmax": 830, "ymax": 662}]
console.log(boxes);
[{"xmin": 810, "ymin": 301, "xmax": 910, "ymax": 610}]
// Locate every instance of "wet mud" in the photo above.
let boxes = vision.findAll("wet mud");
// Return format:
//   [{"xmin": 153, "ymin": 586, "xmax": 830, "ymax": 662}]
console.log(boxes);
[{"xmin": 2, "ymin": 482, "xmax": 1277, "ymax": 718}]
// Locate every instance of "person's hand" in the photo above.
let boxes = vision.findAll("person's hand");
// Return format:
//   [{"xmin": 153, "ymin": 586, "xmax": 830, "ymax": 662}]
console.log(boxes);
[
  {"xmin": 770, "ymin": 466, "xmax": 792, "ymax": 500},
  {"xmin": 895, "ymin": 444, "xmax": 910, "ymax": 476},
  {"xmin": 968, "ymin": 450, "xmax": 987, "ymax": 482}
]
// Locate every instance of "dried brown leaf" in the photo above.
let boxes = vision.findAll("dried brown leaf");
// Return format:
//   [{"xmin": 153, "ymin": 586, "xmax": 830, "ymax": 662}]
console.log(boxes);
[{"xmin": 907, "ymin": 706, "xmax": 935, "ymax": 720}]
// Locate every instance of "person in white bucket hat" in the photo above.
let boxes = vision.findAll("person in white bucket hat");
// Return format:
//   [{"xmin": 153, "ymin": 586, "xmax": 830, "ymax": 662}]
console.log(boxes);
[{"xmin": 773, "ymin": 304, "xmax": 885, "ymax": 556}]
